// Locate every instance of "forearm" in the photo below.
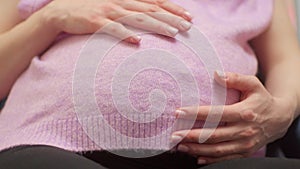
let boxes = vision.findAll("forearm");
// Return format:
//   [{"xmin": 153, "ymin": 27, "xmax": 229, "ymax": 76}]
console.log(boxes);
[
  {"xmin": 251, "ymin": 0, "xmax": 300, "ymax": 120},
  {"xmin": 264, "ymin": 57, "xmax": 300, "ymax": 119},
  {"xmin": 0, "ymin": 10, "xmax": 60, "ymax": 100}
]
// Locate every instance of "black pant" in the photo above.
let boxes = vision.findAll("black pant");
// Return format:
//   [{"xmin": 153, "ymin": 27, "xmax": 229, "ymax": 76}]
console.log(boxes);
[{"xmin": 0, "ymin": 146, "xmax": 300, "ymax": 169}]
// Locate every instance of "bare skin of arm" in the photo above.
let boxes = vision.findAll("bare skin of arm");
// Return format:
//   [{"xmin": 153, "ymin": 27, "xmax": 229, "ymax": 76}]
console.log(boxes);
[
  {"xmin": 0, "ymin": 0, "xmax": 60, "ymax": 100},
  {"xmin": 0, "ymin": 0, "xmax": 192, "ymax": 100},
  {"xmin": 252, "ymin": 0, "xmax": 300, "ymax": 118},
  {"xmin": 173, "ymin": 0, "xmax": 300, "ymax": 164}
]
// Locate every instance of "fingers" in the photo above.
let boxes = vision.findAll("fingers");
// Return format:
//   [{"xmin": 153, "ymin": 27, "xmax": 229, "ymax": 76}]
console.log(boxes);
[
  {"xmin": 118, "ymin": 0, "xmax": 192, "ymax": 32},
  {"xmin": 172, "ymin": 125, "xmax": 250, "ymax": 144},
  {"xmin": 107, "ymin": 7, "xmax": 181, "ymax": 38},
  {"xmin": 103, "ymin": 0, "xmax": 193, "ymax": 39},
  {"xmin": 176, "ymin": 140, "xmax": 251, "ymax": 158},
  {"xmin": 136, "ymin": 0, "xmax": 193, "ymax": 21},
  {"xmin": 175, "ymin": 105, "xmax": 246, "ymax": 122},
  {"xmin": 176, "ymin": 103, "xmax": 258, "ymax": 123},
  {"xmin": 118, "ymin": 12, "xmax": 179, "ymax": 37},
  {"xmin": 176, "ymin": 106, "xmax": 227, "ymax": 121},
  {"xmin": 174, "ymin": 72, "xmax": 265, "ymax": 122},
  {"xmin": 148, "ymin": 12, "xmax": 192, "ymax": 31},
  {"xmin": 214, "ymin": 71, "xmax": 264, "ymax": 93},
  {"xmin": 99, "ymin": 19, "xmax": 141, "ymax": 43},
  {"xmin": 50, "ymin": 0, "xmax": 193, "ymax": 42}
]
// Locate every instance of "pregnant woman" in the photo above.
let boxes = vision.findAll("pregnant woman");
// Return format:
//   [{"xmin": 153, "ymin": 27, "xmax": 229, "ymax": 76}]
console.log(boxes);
[{"xmin": 1, "ymin": 0, "xmax": 300, "ymax": 169}]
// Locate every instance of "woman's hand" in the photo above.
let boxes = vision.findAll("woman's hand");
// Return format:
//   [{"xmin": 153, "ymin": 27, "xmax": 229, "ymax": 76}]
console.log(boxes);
[
  {"xmin": 42, "ymin": 0, "xmax": 193, "ymax": 43},
  {"xmin": 172, "ymin": 72, "xmax": 296, "ymax": 164}
]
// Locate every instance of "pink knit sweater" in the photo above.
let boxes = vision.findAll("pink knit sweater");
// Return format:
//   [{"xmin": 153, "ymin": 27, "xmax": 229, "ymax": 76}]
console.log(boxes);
[{"xmin": 0, "ymin": 0, "xmax": 273, "ymax": 156}]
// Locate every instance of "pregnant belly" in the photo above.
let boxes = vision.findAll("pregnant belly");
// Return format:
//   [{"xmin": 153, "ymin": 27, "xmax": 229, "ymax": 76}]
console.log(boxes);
[
  {"xmin": 68, "ymin": 30, "xmax": 237, "ymax": 141},
  {"xmin": 4, "ymin": 31, "xmax": 240, "ymax": 153}
]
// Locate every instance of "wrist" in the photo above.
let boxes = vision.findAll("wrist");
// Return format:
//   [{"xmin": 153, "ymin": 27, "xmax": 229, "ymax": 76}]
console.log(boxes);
[
  {"xmin": 276, "ymin": 93, "xmax": 298, "ymax": 120},
  {"xmin": 35, "ymin": 3, "xmax": 65, "ymax": 36}
]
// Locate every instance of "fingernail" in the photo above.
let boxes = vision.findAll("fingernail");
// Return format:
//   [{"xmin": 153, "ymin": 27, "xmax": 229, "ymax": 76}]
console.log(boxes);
[
  {"xmin": 166, "ymin": 26, "xmax": 179, "ymax": 37},
  {"xmin": 177, "ymin": 145, "xmax": 189, "ymax": 152},
  {"xmin": 183, "ymin": 11, "xmax": 193, "ymax": 20},
  {"xmin": 175, "ymin": 109, "xmax": 186, "ymax": 117},
  {"xmin": 129, "ymin": 36, "xmax": 141, "ymax": 43},
  {"xmin": 171, "ymin": 135, "xmax": 183, "ymax": 143},
  {"xmin": 197, "ymin": 159, "xmax": 207, "ymax": 165},
  {"xmin": 135, "ymin": 36, "xmax": 142, "ymax": 42},
  {"xmin": 127, "ymin": 37, "xmax": 136, "ymax": 43},
  {"xmin": 179, "ymin": 20, "xmax": 192, "ymax": 31},
  {"xmin": 215, "ymin": 70, "xmax": 227, "ymax": 79}
]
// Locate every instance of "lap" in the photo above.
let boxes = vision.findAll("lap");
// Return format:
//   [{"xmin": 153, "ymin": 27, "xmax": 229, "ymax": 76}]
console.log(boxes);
[
  {"xmin": 1, "ymin": 145, "xmax": 300, "ymax": 169},
  {"xmin": 0, "ymin": 145, "xmax": 103, "ymax": 169}
]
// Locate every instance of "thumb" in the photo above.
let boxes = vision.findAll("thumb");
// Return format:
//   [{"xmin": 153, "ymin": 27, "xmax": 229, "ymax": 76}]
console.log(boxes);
[{"xmin": 214, "ymin": 71, "xmax": 262, "ymax": 92}]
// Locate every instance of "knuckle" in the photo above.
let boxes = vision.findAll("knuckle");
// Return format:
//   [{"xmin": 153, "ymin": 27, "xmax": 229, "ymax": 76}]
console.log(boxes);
[
  {"xmin": 240, "ymin": 128, "xmax": 256, "ymax": 137},
  {"xmin": 229, "ymin": 73, "xmax": 240, "ymax": 85},
  {"xmin": 106, "ymin": 22, "xmax": 123, "ymax": 33},
  {"xmin": 134, "ymin": 14, "xmax": 146, "ymax": 23},
  {"xmin": 185, "ymin": 132, "xmax": 197, "ymax": 142},
  {"xmin": 250, "ymin": 76, "xmax": 261, "ymax": 88},
  {"xmin": 208, "ymin": 132, "xmax": 222, "ymax": 143},
  {"xmin": 108, "ymin": 26, "xmax": 118, "ymax": 33},
  {"xmin": 148, "ymin": 5, "xmax": 162, "ymax": 12},
  {"xmin": 241, "ymin": 110, "xmax": 257, "ymax": 122},
  {"xmin": 213, "ymin": 147, "xmax": 225, "ymax": 156},
  {"xmin": 154, "ymin": 0, "xmax": 168, "ymax": 5},
  {"xmin": 209, "ymin": 133, "xmax": 217, "ymax": 141},
  {"xmin": 231, "ymin": 73, "xmax": 240, "ymax": 81}
]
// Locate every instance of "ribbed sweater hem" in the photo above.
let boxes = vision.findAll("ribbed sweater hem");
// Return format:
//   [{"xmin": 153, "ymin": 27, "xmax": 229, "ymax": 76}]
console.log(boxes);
[{"xmin": 0, "ymin": 114, "xmax": 203, "ymax": 152}]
